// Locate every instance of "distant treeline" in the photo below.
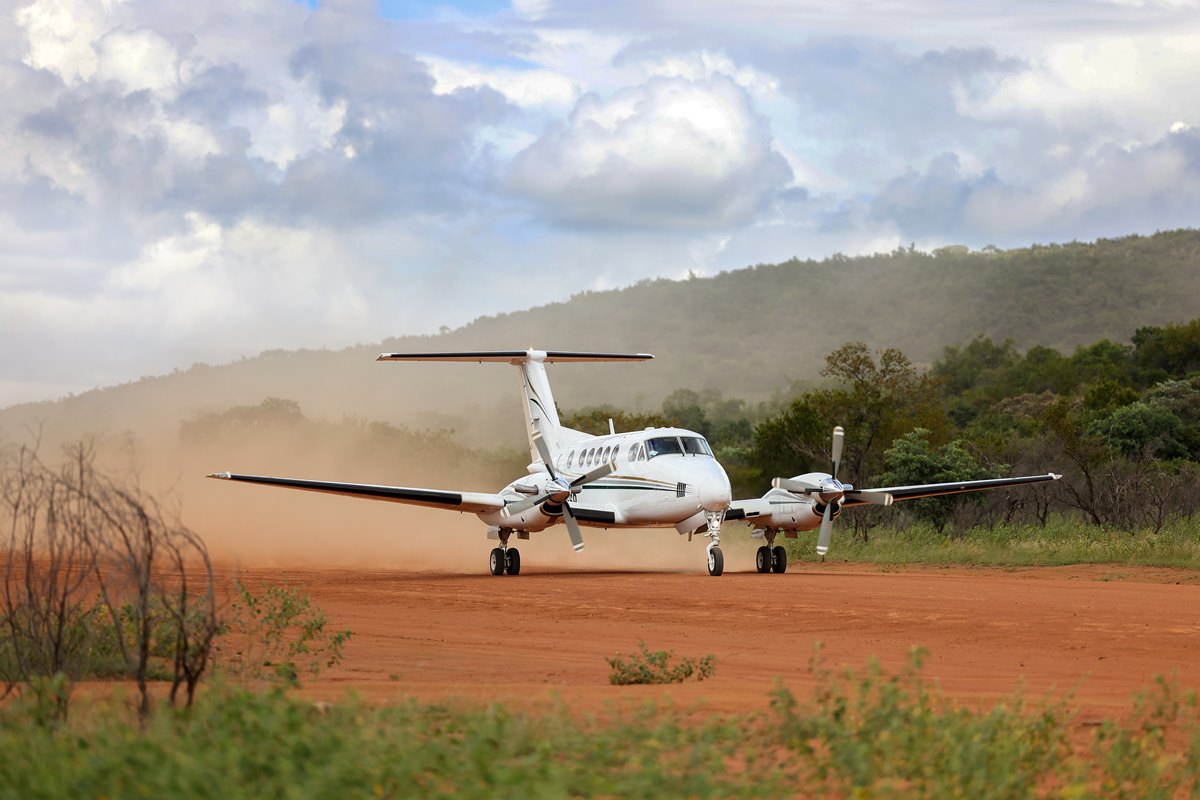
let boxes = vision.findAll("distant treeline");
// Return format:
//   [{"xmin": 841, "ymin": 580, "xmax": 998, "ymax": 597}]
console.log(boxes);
[{"xmin": 563, "ymin": 317, "xmax": 1200, "ymax": 533}]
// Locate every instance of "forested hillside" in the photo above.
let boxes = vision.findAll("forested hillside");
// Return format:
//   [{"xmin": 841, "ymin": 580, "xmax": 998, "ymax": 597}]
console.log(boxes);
[{"xmin": 4, "ymin": 230, "xmax": 1200, "ymax": 450}]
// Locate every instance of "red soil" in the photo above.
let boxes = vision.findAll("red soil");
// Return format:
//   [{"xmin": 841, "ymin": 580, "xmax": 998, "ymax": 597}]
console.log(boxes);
[{"xmin": 231, "ymin": 561, "xmax": 1200, "ymax": 722}]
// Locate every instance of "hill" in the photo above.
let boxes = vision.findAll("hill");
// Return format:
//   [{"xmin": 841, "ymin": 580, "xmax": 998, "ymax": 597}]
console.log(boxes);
[{"xmin": 4, "ymin": 229, "xmax": 1200, "ymax": 451}]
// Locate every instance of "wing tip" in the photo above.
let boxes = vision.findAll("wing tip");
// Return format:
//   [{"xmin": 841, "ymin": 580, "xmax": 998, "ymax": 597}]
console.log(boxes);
[{"xmin": 208, "ymin": 471, "xmax": 232, "ymax": 480}]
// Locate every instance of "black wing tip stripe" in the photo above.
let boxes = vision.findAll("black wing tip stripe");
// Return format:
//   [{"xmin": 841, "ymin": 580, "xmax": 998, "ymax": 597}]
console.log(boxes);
[{"xmin": 213, "ymin": 474, "xmax": 465, "ymax": 506}]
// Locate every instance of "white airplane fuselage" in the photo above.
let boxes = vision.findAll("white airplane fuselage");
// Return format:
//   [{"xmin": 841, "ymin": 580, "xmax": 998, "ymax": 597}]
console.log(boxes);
[{"xmin": 483, "ymin": 426, "xmax": 732, "ymax": 533}]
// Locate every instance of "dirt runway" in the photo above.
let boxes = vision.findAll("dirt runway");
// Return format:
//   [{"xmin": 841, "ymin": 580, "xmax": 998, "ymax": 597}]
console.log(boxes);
[{"xmin": 235, "ymin": 562, "xmax": 1200, "ymax": 720}]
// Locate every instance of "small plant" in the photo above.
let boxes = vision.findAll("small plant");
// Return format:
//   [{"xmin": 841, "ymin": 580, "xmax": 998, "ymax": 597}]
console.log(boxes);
[
  {"xmin": 606, "ymin": 641, "xmax": 715, "ymax": 685},
  {"xmin": 219, "ymin": 580, "xmax": 351, "ymax": 687}
]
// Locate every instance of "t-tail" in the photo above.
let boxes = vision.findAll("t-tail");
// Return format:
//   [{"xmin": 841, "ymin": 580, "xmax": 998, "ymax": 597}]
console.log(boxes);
[{"xmin": 376, "ymin": 349, "xmax": 653, "ymax": 466}]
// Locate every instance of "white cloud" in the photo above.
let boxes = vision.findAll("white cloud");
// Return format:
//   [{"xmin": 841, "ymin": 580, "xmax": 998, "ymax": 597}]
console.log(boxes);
[
  {"xmin": 508, "ymin": 75, "xmax": 792, "ymax": 227},
  {"xmin": 5, "ymin": 0, "xmax": 1200, "ymax": 408},
  {"xmin": 420, "ymin": 55, "xmax": 579, "ymax": 108},
  {"xmin": 14, "ymin": 0, "xmax": 113, "ymax": 85},
  {"xmin": 95, "ymin": 26, "xmax": 179, "ymax": 93}
]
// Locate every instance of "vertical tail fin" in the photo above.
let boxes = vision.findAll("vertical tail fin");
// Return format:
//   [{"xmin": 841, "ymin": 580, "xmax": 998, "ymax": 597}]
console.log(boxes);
[{"xmin": 376, "ymin": 349, "xmax": 653, "ymax": 466}]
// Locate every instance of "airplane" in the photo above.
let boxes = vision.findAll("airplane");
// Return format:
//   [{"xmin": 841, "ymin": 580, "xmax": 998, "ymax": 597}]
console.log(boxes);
[{"xmin": 208, "ymin": 348, "xmax": 1061, "ymax": 576}]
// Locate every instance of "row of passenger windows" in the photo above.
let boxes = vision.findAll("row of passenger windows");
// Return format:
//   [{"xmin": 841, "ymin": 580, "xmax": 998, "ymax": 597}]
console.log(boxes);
[{"xmin": 562, "ymin": 436, "xmax": 713, "ymax": 470}]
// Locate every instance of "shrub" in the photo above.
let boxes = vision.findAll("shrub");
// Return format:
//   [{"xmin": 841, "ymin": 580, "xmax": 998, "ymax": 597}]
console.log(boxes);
[{"xmin": 606, "ymin": 641, "xmax": 715, "ymax": 685}]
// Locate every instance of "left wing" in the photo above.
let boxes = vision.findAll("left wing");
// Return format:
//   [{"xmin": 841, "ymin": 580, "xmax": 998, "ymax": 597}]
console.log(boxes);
[
  {"xmin": 840, "ymin": 473, "xmax": 1061, "ymax": 509},
  {"xmin": 207, "ymin": 472, "xmax": 508, "ymax": 513}
]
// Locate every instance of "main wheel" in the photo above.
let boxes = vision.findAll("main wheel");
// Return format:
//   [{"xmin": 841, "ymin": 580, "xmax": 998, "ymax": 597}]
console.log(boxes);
[
  {"xmin": 489, "ymin": 547, "xmax": 506, "ymax": 576},
  {"xmin": 755, "ymin": 545, "xmax": 770, "ymax": 573},
  {"xmin": 771, "ymin": 545, "xmax": 787, "ymax": 574},
  {"xmin": 707, "ymin": 546, "xmax": 724, "ymax": 577},
  {"xmin": 505, "ymin": 547, "xmax": 521, "ymax": 576}
]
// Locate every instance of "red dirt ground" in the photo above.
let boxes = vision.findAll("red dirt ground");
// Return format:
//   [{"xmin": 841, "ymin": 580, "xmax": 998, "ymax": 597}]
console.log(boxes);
[{"xmin": 232, "ymin": 562, "xmax": 1200, "ymax": 722}]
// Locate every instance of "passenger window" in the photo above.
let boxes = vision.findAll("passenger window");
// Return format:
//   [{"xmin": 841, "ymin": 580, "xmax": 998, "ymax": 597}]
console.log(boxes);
[{"xmin": 602, "ymin": 446, "xmax": 611, "ymax": 462}]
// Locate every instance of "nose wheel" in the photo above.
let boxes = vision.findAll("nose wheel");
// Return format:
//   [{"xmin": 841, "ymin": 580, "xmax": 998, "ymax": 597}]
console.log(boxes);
[{"xmin": 706, "ymin": 544, "xmax": 724, "ymax": 576}]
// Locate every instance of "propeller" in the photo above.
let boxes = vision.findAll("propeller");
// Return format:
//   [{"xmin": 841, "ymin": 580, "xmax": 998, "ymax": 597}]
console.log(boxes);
[
  {"xmin": 503, "ymin": 433, "xmax": 615, "ymax": 551},
  {"xmin": 770, "ymin": 426, "xmax": 893, "ymax": 557}
]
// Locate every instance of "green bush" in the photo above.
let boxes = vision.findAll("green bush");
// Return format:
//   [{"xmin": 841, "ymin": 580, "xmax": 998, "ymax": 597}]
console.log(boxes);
[
  {"xmin": 606, "ymin": 641, "xmax": 716, "ymax": 685},
  {"xmin": 0, "ymin": 648, "xmax": 1198, "ymax": 798},
  {"xmin": 219, "ymin": 580, "xmax": 351, "ymax": 687}
]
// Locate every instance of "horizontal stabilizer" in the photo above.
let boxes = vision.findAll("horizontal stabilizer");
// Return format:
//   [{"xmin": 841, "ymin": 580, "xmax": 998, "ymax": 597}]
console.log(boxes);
[{"xmin": 377, "ymin": 350, "xmax": 653, "ymax": 363}]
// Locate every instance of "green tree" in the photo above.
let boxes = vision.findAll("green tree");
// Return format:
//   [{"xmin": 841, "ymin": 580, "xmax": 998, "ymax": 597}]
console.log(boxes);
[
  {"xmin": 1134, "ymin": 320, "xmax": 1200, "ymax": 380},
  {"xmin": 878, "ymin": 429, "xmax": 996, "ymax": 533},
  {"xmin": 1087, "ymin": 402, "xmax": 1188, "ymax": 459},
  {"xmin": 754, "ymin": 343, "xmax": 950, "ymax": 486}
]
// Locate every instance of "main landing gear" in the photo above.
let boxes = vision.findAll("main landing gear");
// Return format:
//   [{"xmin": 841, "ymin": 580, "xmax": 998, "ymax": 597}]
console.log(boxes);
[
  {"xmin": 489, "ymin": 529, "xmax": 521, "ymax": 576},
  {"xmin": 754, "ymin": 530, "xmax": 788, "ymax": 574}
]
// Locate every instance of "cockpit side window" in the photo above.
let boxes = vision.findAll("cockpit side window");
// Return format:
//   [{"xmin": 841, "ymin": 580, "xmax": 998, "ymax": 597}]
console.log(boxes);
[
  {"xmin": 681, "ymin": 437, "xmax": 713, "ymax": 457},
  {"xmin": 646, "ymin": 436, "xmax": 684, "ymax": 458}
]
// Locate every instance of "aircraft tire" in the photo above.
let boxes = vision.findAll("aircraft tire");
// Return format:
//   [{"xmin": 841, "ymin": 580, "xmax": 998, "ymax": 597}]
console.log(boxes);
[
  {"xmin": 707, "ymin": 546, "xmax": 724, "ymax": 577},
  {"xmin": 489, "ymin": 547, "xmax": 506, "ymax": 576},
  {"xmin": 755, "ymin": 546, "xmax": 770, "ymax": 573},
  {"xmin": 506, "ymin": 547, "xmax": 521, "ymax": 576},
  {"xmin": 772, "ymin": 546, "xmax": 787, "ymax": 574}
]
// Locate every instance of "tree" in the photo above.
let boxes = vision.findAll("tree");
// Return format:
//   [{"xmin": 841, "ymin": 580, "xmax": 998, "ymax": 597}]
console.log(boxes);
[
  {"xmin": 0, "ymin": 440, "xmax": 220, "ymax": 721},
  {"xmin": 754, "ymin": 343, "xmax": 950, "ymax": 487},
  {"xmin": 0, "ymin": 442, "xmax": 98, "ymax": 720},
  {"xmin": 1087, "ymin": 402, "xmax": 1188, "ymax": 459},
  {"xmin": 877, "ymin": 429, "xmax": 996, "ymax": 533}
]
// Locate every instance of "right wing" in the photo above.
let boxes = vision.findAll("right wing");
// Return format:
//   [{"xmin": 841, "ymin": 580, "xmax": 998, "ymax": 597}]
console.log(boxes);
[
  {"xmin": 841, "ymin": 473, "xmax": 1061, "ymax": 509},
  {"xmin": 207, "ymin": 472, "xmax": 508, "ymax": 514}
]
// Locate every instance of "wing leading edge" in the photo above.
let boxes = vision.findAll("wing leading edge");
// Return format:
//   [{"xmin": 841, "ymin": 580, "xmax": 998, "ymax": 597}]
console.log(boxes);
[
  {"xmin": 206, "ymin": 473, "xmax": 507, "ymax": 513},
  {"xmin": 840, "ymin": 473, "xmax": 1061, "ymax": 508}
]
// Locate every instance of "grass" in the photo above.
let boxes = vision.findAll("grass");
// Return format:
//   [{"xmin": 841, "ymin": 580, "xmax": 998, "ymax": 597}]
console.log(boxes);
[
  {"xmin": 2, "ymin": 649, "xmax": 1199, "ymax": 798},
  {"xmin": 786, "ymin": 515, "xmax": 1200, "ymax": 569}
]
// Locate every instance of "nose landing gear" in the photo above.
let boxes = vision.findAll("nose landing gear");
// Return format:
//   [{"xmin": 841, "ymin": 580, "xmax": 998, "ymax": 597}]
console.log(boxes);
[{"xmin": 704, "ymin": 510, "xmax": 725, "ymax": 576}]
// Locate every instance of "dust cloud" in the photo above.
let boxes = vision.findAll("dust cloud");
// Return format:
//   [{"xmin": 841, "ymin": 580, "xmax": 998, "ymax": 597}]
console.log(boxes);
[
  {"xmin": 3, "ymin": 354, "xmax": 759, "ymax": 575},
  {"xmin": 40, "ymin": 420, "xmax": 751, "ymax": 575}
]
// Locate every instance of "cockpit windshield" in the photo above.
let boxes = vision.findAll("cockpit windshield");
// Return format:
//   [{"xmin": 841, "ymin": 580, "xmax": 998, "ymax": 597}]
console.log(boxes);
[
  {"xmin": 645, "ymin": 435, "xmax": 713, "ymax": 459},
  {"xmin": 645, "ymin": 436, "xmax": 683, "ymax": 458}
]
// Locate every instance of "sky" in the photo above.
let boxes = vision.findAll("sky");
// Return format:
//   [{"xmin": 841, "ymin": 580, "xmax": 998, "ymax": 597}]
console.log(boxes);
[{"xmin": 2, "ymin": 0, "xmax": 1200, "ymax": 407}]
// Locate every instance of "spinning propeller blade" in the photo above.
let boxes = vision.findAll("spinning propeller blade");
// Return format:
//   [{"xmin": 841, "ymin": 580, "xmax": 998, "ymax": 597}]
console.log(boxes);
[
  {"xmin": 505, "ymin": 431, "xmax": 615, "ymax": 551},
  {"xmin": 772, "ymin": 476, "xmax": 821, "ymax": 493},
  {"xmin": 563, "ymin": 509, "xmax": 585, "ymax": 551},
  {"xmin": 830, "ymin": 425, "xmax": 844, "ymax": 480},
  {"xmin": 816, "ymin": 502, "xmax": 834, "ymax": 556}
]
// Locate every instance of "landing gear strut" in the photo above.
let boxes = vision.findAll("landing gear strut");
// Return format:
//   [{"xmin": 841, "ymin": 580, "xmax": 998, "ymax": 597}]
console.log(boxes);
[
  {"xmin": 705, "ymin": 510, "xmax": 725, "ymax": 576},
  {"xmin": 490, "ymin": 528, "xmax": 521, "ymax": 576},
  {"xmin": 755, "ymin": 530, "xmax": 788, "ymax": 574}
]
